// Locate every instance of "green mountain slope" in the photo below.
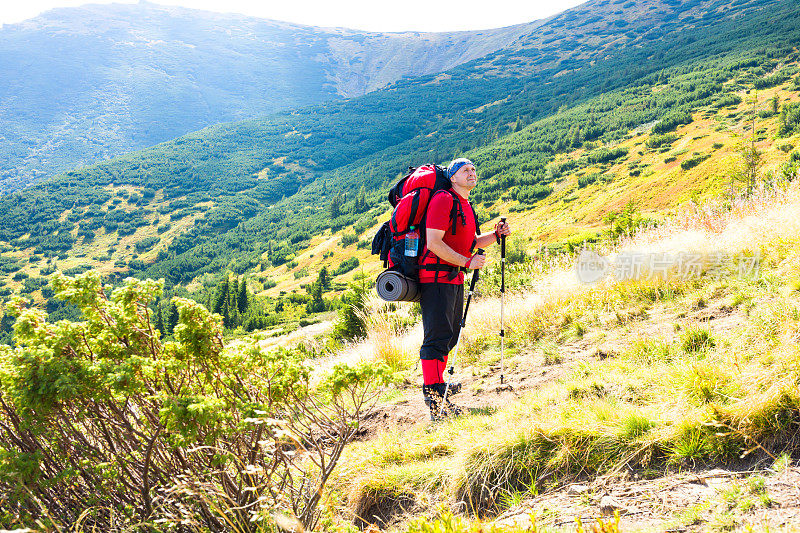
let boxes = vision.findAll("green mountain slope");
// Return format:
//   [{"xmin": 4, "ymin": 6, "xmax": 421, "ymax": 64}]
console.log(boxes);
[
  {"xmin": 0, "ymin": 2, "xmax": 530, "ymax": 192},
  {"xmin": 0, "ymin": 0, "xmax": 799, "ymax": 305}
]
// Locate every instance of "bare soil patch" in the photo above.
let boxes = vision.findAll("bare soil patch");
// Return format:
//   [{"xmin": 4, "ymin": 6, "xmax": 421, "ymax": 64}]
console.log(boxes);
[{"xmin": 494, "ymin": 466, "xmax": 800, "ymax": 531}]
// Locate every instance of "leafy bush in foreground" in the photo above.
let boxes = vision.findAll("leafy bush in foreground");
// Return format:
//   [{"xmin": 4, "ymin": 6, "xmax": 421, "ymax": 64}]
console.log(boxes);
[{"xmin": 0, "ymin": 271, "xmax": 390, "ymax": 530}]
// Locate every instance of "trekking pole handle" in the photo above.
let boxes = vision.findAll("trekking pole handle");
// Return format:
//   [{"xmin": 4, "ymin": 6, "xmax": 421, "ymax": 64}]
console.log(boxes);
[{"xmin": 500, "ymin": 217, "xmax": 507, "ymax": 256}]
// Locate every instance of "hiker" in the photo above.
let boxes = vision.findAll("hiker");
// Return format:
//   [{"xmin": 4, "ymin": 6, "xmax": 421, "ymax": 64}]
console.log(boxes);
[{"xmin": 419, "ymin": 157, "xmax": 511, "ymax": 420}]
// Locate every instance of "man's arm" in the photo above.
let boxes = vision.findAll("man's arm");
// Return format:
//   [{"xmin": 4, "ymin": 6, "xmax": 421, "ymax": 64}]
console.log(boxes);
[
  {"xmin": 426, "ymin": 228, "xmax": 485, "ymax": 268},
  {"xmin": 475, "ymin": 220, "xmax": 512, "ymax": 249},
  {"xmin": 475, "ymin": 232, "xmax": 498, "ymax": 249}
]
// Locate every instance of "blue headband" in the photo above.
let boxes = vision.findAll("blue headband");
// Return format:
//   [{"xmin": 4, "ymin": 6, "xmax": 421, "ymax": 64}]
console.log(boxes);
[{"xmin": 447, "ymin": 158, "xmax": 474, "ymax": 179}]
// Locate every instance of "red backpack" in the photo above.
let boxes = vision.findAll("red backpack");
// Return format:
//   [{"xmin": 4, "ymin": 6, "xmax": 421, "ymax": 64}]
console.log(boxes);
[{"xmin": 371, "ymin": 164, "xmax": 477, "ymax": 279}]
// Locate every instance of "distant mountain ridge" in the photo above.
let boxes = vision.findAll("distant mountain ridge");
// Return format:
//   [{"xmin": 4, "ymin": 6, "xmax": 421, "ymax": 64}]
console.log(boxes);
[{"xmin": 0, "ymin": 1, "xmax": 532, "ymax": 192}]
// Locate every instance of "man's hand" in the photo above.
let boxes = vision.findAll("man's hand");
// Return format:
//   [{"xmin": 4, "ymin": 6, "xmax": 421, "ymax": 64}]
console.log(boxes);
[
  {"xmin": 467, "ymin": 252, "xmax": 486, "ymax": 269},
  {"xmin": 495, "ymin": 220, "xmax": 512, "ymax": 238}
]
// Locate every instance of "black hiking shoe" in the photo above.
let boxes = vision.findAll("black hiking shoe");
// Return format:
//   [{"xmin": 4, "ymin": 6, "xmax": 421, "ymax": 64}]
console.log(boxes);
[
  {"xmin": 427, "ymin": 397, "xmax": 463, "ymax": 421},
  {"xmin": 423, "ymin": 383, "xmax": 464, "ymax": 422}
]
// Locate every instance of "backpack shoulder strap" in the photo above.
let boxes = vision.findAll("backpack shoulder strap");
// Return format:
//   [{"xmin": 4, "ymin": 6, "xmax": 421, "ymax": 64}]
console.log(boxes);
[
  {"xmin": 422, "ymin": 189, "xmax": 466, "ymax": 237},
  {"xmin": 445, "ymin": 190, "xmax": 468, "ymax": 235},
  {"xmin": 468, "ymin": 200, "xmax": 479, "ymax": 233},
  {"xmin": 467, "ymin": 200, "xmax": 479, "ymax": 253}
]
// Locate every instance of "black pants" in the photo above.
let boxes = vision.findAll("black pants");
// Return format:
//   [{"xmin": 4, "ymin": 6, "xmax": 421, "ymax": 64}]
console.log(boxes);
[{"xmin": 419, "ymin": 282, "xmax": 464, "ymax": 361}]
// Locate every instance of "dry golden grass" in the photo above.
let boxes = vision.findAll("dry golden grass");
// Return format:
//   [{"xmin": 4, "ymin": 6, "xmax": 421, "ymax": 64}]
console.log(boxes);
[{"xmin": 361, "ymin": 296, "xmax": 420, "ymax": 372}]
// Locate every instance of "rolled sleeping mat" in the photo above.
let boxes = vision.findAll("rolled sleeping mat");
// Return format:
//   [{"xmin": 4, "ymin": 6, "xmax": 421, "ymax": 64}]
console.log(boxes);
[{"xmin": 376, "ymin": 270, "xmax": 420, "ymax": 302}]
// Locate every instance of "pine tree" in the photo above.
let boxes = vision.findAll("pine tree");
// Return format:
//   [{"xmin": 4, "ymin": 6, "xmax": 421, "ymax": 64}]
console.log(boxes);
[
  {"xmin": 735, "ymin": 94, "xmax": 763, "ymax": 195},
  {"xmin": 329, "ymin": 194, "xmax": 343, "ymax": 218},
  {"xmin": 166, "ymin": 302, "xmax": 179, "ymax": 335},
  {"xmin": 222, "ymin": 297, "xmax": 233, "ymax": 329},
  {"xmin": 211, "ymin": 276, "xmax": 229, "ymax": 315},
  {"xmin": 237, "ymin": 278, "xmax": 249, "ymax": 315},
  {"xmin": 332, "ymin": 273, "xmax": 368, "ymax": 341},
  {"xmin": 571, "ymin": 126, "xmax": 582, "ymax": 147},
  {"xmin": 353, "ymin": 186, "xmax": 368, "ymax": 213},
  {"xmin": 227, "ymin": 277, "xmax": 239, "ymax": 328},
  {"xmin": 231, "ymin": 277, "xmax": 239, "ymax": 313},
  {"xmin": 307, "ymin": 281, "xmax": 324, "ymax": 314},
  {"xmin": 318, "ymin": 266, "xmax": 331, "ymax": 292},
  {"xmin": 154, "ymin": 302, "xmax": 164, "ymax": 336}
]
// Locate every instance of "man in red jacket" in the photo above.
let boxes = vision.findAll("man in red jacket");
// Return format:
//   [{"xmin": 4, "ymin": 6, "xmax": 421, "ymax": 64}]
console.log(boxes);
[{"xmin": 418, "ymin": 157, "xmax": 511, "ymax": 420}]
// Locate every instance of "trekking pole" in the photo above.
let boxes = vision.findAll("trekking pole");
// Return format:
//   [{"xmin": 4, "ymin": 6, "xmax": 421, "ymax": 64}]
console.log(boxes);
[
  {"xmin": 440, "ymin": 249, "xmax": 484, "ymax": 416},
  {"xmin": 500, "ymin": 217, "xmax": 506, "ymax": 385}
]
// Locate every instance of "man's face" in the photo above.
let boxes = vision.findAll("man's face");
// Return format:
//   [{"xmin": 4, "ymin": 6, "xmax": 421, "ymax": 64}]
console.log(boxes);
[{"xmin": 451, "ymin": 164, "xmax": 477, "ymax": 189}]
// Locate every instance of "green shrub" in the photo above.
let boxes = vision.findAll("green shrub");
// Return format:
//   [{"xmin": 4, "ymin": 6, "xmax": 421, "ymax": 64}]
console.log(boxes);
[
  {"xmin": 0, "ymin": 272, "xmax": 391, "ymax": 530},
  {"xmin": 514, "ymin": 184, "xmax": 552, "ymax": 202},
  {"xmin": 714, "ymin": 94, "xmax": 742, "ymax": 108},
  {"xmin": 134, "ymin": 236, "xmax": 160, "ymax": 253},
  {"xmin": 578, "ymin": 173, "xmax": 601, "ymax": 188},
  {"xmin": 333, "ymin": 257, "xmax": 359, "ymax": 276},
  {"xmin": 681, "ymin": 326, "xmax": 715, "ymax": 352},
  {"xmin": 681, "ymin": 153, "xmax": 710, "ymax": 170},
  {"xmin": 340, "ymin": 232, "xmax": 358, "ymax": 247},
  {"xmin": 587, "ymin": 146, "xmax": 628, "ymax": 164},
  {"xmin": 652, "ymin": 110, "xmax": 693, "ymax": 134},
  {"xmin": 603, "ymin": 202, "xmax": 655, "ymax": 240},
  {"xmin": 646, "ymin": 133, "xmax": 678, "ymax": 149}
]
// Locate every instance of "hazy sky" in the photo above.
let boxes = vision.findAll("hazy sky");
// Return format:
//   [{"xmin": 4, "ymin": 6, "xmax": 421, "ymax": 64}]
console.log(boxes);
[{"xmin": 1, "ymin": 0, "xmax": 589, "ymax": 32}]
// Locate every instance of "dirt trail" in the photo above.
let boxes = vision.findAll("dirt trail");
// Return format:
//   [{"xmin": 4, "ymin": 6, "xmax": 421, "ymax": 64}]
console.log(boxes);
[
  {"xmin": 494, "ymin": 466, "xmax": 800, "ymax": 531},
  {"xmin": 356, "ymin": 329, "xmax": 597, "ymax": 438}
]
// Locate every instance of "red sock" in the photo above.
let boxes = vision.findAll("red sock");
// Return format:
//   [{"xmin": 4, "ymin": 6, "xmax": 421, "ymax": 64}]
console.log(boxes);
[{"xmin": 421, "ymin": 357, "xmax": 448, "ymax": 385}]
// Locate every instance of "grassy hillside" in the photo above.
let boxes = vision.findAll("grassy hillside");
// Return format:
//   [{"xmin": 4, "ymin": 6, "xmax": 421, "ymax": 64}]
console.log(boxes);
[{"xmin": 0, "ymin": 2, "xmax": 529, "ymax": 192}]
